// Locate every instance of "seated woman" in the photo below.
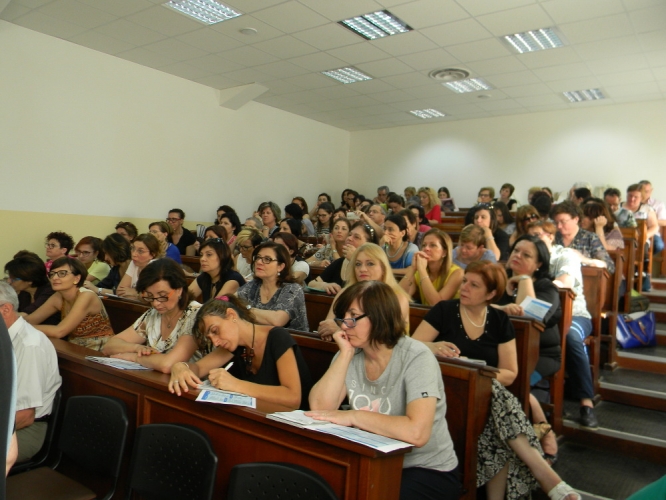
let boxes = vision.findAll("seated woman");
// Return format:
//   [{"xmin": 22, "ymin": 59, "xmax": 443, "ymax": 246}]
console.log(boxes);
[
  {"xmin": 4, "ymin": 253, "xmax": 60, "ymax": 324},
  {"xmin": 581, "ymin": 201, "xmax": 624, "ymax": 251},
  {"xmin": 307, "ymin": 281, "xmax": 461, "ymax": 500},
  {"xmin": 272, "ymin": 232, "xmax": 309, "ymax": 286},
  {"xmin": 465, "ymin": 204, "xmax": 510, "ymax": 261},
  {"xmin": 438, "ymin": 186, "xmax": 458, "ymax": 212},
  {"xmin": 314, "ymin": 202, "xmax": 335, "ymax": 237},
  {"xmin": 400, "ymin": 229, "xmax": 463, "ymax": 306},
  {"xmin": 148, "ymin": 221, "xmax": 182, "ymax": 264},
  {"xmin": 44, "ymin": 231, "xmax": 75, "ymax": 273},
  {"xmin": 74, "ymin": 237, "xmax": 111, "ymax": 285},
  {"xmin": 285, "ymin": 202, "xmax": 315, "ymax": 237},
  {"xmin": 308, "ymin": 193, "xmax": 331, "ymax": 220},
  {"xmin": 189, "ymin": 239, "xmax": 245, "ymax": 302},
  {"xmin": 418, "ymin": 186, "xmax": 441, "ymax": 224},
  {"xmin": 243, "ymin": 216, "xmax": 263, "ymax": 231},
  {"xmin": 82, "ymin": 233, "xmax": 131, "ymax": 296},
  {"xmin": 115, "ymin": 221, "xmax": 138, "ymax": 242},
  {"xmin": 307, "ymin": 222, "xmax": 378, "ymax": 295},
  {"xmin": 452, "ymin": 225, "xmax": 497, "ymax": 269},
  {"xmin": 258, "ymin": 201, "xmax": 281, "ymax": 239},
  {"xmin": 382, "ymin": 214, "xmax": 418, "ymax": 270},
  {"xmin": 307, "ymin": 218, "xmax": 350, "ymax": 269},
  {"xmin": 510, "ymin": 205, "xmax": 540, "ymax": 246},
  {"xmin": 102, "ymin": 259, "xmax": 201, "ymax": 372},
  {"xmin": 333, "ymin": 207, "xmax": 347, "ymax": 221},
  {"xmin": 236, "ymin": 242, "xmax": 309, "ymax": 332},
  {"xmin": 116, "ymin": 233, "xmax": 162, "ymax": 300},
  {"xmin": 408, "ymin": 204, "xmax": 432, "ymax": 234},
  {"xmin": 278, "ymin": 217, "xmax": 308, "ymax": 254},
  {"xmin": 497, "ymin": 183, "xmax": 518, "ymax": 211},
  {"xmin": 26, "ymin": 257, "xmax": 114, "ymax": 350},
  {"xmin": 215, "ymin": 204, "xmax": 235, "ymax": 225},
  {"xmin": 494, "ymin": 201, "xmax": 516, "ymax": 235},
  {"xmin": 412, "ymin": 262, "xmax": 578, "ymax": 500},
  {"xmin": 168, "ymin": 295, "xmax": 313, "ymax": 410},
  {"xmin": 234, "ymin": 228, "xmax": 263, "ymax": 282},
  {"xmin": 193, "ymin": 225, "xmax": 228, "ymax": 256},
  {"xmin": 317, "ymin": 242, "xmax": 412, "ymax": 340},
  {"xmin": 218, "ymin": 211, "xmax": 242, "ymax": 254},
  {"xmin": 399, "ymin": 208, "xmax": 425, "ymax": 249}
]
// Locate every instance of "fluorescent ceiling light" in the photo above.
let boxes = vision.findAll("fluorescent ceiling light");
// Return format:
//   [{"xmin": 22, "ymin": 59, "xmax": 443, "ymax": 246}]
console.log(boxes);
[
  {"xmin": 563, "ymin": 89, "xmax": 605, "ymax": 103},
  {"xmin": 410, "ymin": 109, "xmax": 446, "ymax": 119},
  {"xmin": 443, "ymin": 78, "xmax": 493, "ymax": 93},
  {"xmin": 504, "ymin": 27, "xmax": 563, "ymax": 53},
  {"xmin": 339, "ymin": 10, "xmax": 412, "ymax": 40},
  {"xmin": 322, "ymin": 67, "xmax": 373, "ymax": 84},
  {"xmin": 163, "ymin": 0, "xmax": 242, "ymax": 25}
]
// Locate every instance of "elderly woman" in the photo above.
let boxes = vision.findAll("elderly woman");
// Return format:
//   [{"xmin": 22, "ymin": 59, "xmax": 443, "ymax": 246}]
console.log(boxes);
[
  {"xmin": 116, "ymin": 233, "xmax": 162, "ymax": 300},
  {"xmin": 74, "ymin": 237, "xmax": 111, "ymax": 285},
  {"xmin": 307, "ymin": 218, "xmax": 351, "ymax": 268},
  {"xmin": 4, "ymin": 253, "xmax": 59, "ymax": 324},
  {"xmin": 148, "ymin": 221, "xmax": 182, "ymax": 263},
  {"xmin": 115, "ymin": 221, "xmax": 138, "ymax": 242},
  {"xmin": 235, "ymin": 228, "xmax": 263, "ymax": 282},
  {"xmin": 418, "ymin": 187, "xmax": 441, "ymax": 224},
  {"xmin": 382, "ymin": 214, "xmax": 418, "ymax": 270},
  {"xmin": 218, "ymin": 212, "xmax": 242, "ymax": 253},
  {"xmin": 272, "ymin": 232, "xmax": 309, "ymax": 286},
  {"xmin": 510, "ymin": 205, "xmax": 540, "ymax": 246},
  {"xmin": 413, "ymin": 262, "xmax": 578, "ymax": 500},
  {"xmin": 82, "ymin": 233, "xmax": 131, "ymax": 296},
  {"xmin": 466, "ymin": 204, "xmax": 510, "ymax": 261},
  {"xmin": 452, "ymin": 225, "xmax": 497, "ymax": 269},
  {"xmin": 581, "ymin": 201, "xmax": 624, "ymax": 251},
  {"xmin": 243, "ymin": 216, "xmax": 263, "ymax": 231},
  {"xmin": 102, "ymin": 259, "xmax": 201, "ymax": 372},
  {"xmin": 26, "ymin": 257, "xmax": 114, "ymax": 350},
  {"xmin": 189, "ymin": 239, "xmax": 245, "ymax": 302},
  {"xmin": 168, "ymin": 295, "xmax": 313, "ymax": 410},
  {"xmin": 308, "ymin": 281, "xmax": 461, "ymax": 500},
  {"xmin": 236, "ymin": 241, "xmax": 309, "ymax": 332},
  {"xmin": 257, "ymin": 201, "xmax": 281, "ymax": 239},
  {"xmin": 400, "ymin": 229, "xmax": 463, "ymax": 306}
]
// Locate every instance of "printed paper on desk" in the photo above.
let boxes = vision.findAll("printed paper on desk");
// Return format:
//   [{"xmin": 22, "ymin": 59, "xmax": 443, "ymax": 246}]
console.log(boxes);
[
  {"xmin": 519, "ymin": 296, "xmax": 552, "ymax": 322},
  {"xmin": 196, "ymin": 390, "xmax": 256, "ymax": 409},
  {"xmin": 85, "ymin": 356, "xmax": 151, "ymax": 370}
]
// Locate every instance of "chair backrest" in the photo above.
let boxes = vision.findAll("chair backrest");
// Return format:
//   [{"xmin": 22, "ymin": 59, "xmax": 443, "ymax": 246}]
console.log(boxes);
[
  {"xmin": 58, "ymin": 395, "xmax": 128, "ymax": 490},
  {"xmin": 125, "ymin": 423, "xmax": 218, "ymax": 500},
  {"xmin": 227, "ymin": 462, "xmax": 338, "ymax": 500}
]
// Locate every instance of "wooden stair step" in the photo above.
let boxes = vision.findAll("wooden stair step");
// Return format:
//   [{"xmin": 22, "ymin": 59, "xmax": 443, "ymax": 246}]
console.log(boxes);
[
  {"xmin": 648, "ymin": 303, "xmax": 666, "ymax": 323},
  {"xmin": 600, "ymin": 368, "xmax": 666, "ymax": 412},
  {"xmin": 651, "ymin": 278, "xmax": 666, "ymax": 291},
  {"xmin": 643, "ymin": 289, "xmax": 666, "ymax": 304},
  {"xmin": 616, "ymin": 345, "xmax": 666, "ymax": 374}
]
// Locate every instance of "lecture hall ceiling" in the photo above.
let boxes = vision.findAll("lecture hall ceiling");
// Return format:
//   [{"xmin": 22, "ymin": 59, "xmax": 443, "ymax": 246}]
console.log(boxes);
[{"xmin": 2, "ymin": 0, "xmax": 665, "ymax": 130}]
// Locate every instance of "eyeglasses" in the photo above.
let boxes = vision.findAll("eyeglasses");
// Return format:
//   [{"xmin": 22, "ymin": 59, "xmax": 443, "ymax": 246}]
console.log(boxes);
[
  {"xmin": 45, "ymin": 243, "xmax": 59, "ymax": 249},
  {"xmin": 253, "ymin": 255, "xmax": 278, "ymax": 265},
  {"xmin": 477, "ymin": 203, "xmax": 494, "ymax": 210},
  {"xmin": 48, "ymin": 270, "xmax": 74, "ymax": 279},
  {"xmin": 5, "ymin": 276, "xmax": 21, "ymax": 283},
  {"xmin": 141, "ymin": 289, "xmax": 175, "ymax": 303},
  {"xmin": 334, "ymin": 314, "xmax": 368, "ymax": 328},
  {"xmin": 165, "ymin": 217, "xmax": 182, "ymax": 222},
  {"xmin": 130, "ymin": 247, "xmax": 149, "ymax": 255},
  {"xmin": 240, "ymin": 244, "xmax": 254, "ymax": 251},
  {"xmin": 521, "ymin": 214, "xmax": 539, "ymax": 222},
  {"xmin": 149, "ymin": 230, "xmax": 162, "ymax": 235},
  {"xmin": 77, "ymin": 250, "xmax": 93, "ymax": 256}
]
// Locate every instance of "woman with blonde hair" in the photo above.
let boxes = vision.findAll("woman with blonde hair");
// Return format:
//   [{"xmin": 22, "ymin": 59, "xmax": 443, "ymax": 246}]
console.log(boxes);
[
  {"xmin": 400, "ymin": 229, "xmax": 463, "ymax": 306},
  {"xmin": 317, "ymin": 243, "xmax": 411, "ymax": 340},
  {"xmin": 510, "ymin": 205, "xmax": 540, "ymax": 246},
  {"xmin": 418, "ymin": 186, "xmax": 441, "ymax": 224},
  {"xmin": 234, "ymin": 228, "xmax": 263, "ymax": 282}
]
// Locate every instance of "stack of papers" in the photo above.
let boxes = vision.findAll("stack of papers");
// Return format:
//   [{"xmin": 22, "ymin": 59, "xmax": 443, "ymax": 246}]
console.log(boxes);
[
  {"xmin": 268, "ymin": 410, "xmax": 411, "ymax": 453},
  {"xmin": 195, "ymin": 381, "xmax": 256, "ymax": 409},
  {"xmin": 85, "ymin": 356, "xmax": 151, "ymax": 370}
]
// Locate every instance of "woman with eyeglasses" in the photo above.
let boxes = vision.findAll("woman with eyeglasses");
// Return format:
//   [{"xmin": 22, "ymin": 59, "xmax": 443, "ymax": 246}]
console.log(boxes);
[
  {"xmin": 26, "ymin": 257, "xmax": 114, "ymax": 350},
  {"xmin": 116, "ymin": 233, "xmax": 162, "ymax": 300},
  {"xmin": 235, "ymin": 229, "xmax": 263, "ymax": 282},
  {"xmin": 307, "ymin": 221, "xmax": 379, "ymax": 295},
  {"xmin": 74, "ymin": 237, "xmax": 111, "ymax": 285},
  {"xmin": 314, "ymin": 202, "xmax": 335, "ymax": 237},
  {"xmin": 188, "ymin": 239, "xmax": 244, "ymax": 303},
  {"xmin": 465, "ymin": 204, "xmax": 510, "ymax": 261},
  {"xmin": 236, "ymin": 241, "xmax": 308, "ymax": 332},
  {"xmin": 4, "ymin": 253, "xmax": 60, "ymax": 325},
  {"xmin": 102, "ymin": 259, "xmax": 201, "ymax": 371},
  {"xmin": 148, "ymin": 221, "xmax": 182, "ymax": 264},
  {"xmin": 509, "ymin": 205, "xmax": 540, "ymax": 247},
  {"xmin": 307, "ymin": 281, "xmax": 461, "ymax": 500},
  {"xmin": 168, "ymin": 295, "xmax": 313, "ymax": 410}
]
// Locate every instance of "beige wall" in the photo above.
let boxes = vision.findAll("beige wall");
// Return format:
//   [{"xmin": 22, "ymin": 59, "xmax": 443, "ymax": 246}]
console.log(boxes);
[
  {"xmin": 0, "ymin": 21, "xmax": 350, "ymax": 264},
  {"xmin": 349, "ymin": 100, "xmax": 666, "ymax": 207}
]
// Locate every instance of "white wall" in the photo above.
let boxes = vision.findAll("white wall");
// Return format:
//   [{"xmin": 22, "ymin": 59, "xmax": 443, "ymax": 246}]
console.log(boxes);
[{"xmin": 349, "ymin": 100, "xmax": 666, "ymax": 207}]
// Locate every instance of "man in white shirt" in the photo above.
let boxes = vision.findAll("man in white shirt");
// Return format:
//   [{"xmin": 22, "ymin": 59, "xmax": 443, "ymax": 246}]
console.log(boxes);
[
  {"xmin": 0, "ymin": 282, "xmax": 61, "ymax": 464},
  {"xmin": 639, "ymin": 180, "xmax": 666, "ymax": 224}
]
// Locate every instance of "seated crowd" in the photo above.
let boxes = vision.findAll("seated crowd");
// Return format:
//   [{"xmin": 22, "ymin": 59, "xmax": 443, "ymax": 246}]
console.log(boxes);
[{"xmin": 5, "ymin": 178, "xmax": 661, "ymax": 500}]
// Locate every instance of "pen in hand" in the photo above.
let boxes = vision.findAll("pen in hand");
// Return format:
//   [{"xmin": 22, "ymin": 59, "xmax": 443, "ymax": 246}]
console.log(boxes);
[{"xmin": 224, "ymin": 362, "xmax": 234, "ymax": 371}]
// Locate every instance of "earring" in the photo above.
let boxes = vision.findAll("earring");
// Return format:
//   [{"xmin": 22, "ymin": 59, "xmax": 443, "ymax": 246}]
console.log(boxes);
[
  {"xmin": 233, "ymin": 319, "xmax": 236, "ymax": 323},
  {"xmin": 277, "ymin": 272, "xmax": 281, "ymax": 276}
]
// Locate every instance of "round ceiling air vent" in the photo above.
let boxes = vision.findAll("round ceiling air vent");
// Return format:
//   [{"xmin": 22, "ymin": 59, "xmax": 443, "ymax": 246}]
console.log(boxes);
[{"xmin": 428, "ymin": 68, "xmax": 470, "ymax": 82}]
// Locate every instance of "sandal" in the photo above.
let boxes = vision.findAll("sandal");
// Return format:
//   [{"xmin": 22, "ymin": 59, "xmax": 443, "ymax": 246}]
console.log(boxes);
[
  {"xmin": 548, "ymin": 481, "xmax": 581, "ymax": 500},
  {"xmin": 533, "ymin": 421, "xmax": 552, "ymax": 440}
]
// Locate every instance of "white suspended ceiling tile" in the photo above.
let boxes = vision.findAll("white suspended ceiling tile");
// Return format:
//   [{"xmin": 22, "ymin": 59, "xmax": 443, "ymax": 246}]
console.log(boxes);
[
  {"xmin": 354, "ymin": 103, "xmax": 400, "ymax": 116},
  {"xmin": 296, "ymin": 0, "xmax": 384, "ymax": 22},
  {"xmin": 458, "ymin": 88, "xmax": 508, "ymax": 102},
  {"xmin": 218, "ymin": 44, "xmax": 279, "ymax": 66},
  {"xmin": 12, "ymin": 0, "xmax": 54, "ymax": 8},
  {"xmin": 604, "ymin": 81, "xmax": 660, "ymax": 97},
  {"xmin": 629, "ymin": 4, "xmax": 666, "ymax": 33},
  {"xmin": 292, "ymin": 23, "xmax": 361, "ymax": 51},
  {"xmin": 375, "ymin": 0, "xmax": 419, "ymax": 9},
  {"xmin": 76, "ymin": 0, "xmax": 154, "ymax": 17},
  {"xmin": 596, "ymin": 69, "xmax": 656, "ymax": 87},
  {"xmin": 312, "ymin": 84, "xmax": 360, "ymax": 99},
  {"xmin": 11, "ymin": 9, "xmax": 89, "ymax": 38},
  {"xmin": 381, "ymin": 71, "xmax": 434, "ymax": 89},
  {"xmin": 176, "ymin": 28, "xmax": 245, "ymax": 53},
  {"xmin": 446, "ymin": 37, "xmax": 511, "ymax": 63},
  {"xmin": 396, "ymin": 48, "xmax": 460, "ymax": 71},
  {"xmin": 403, "ymin": 83, "xmax": 450, "ymax": 99},
  {"xmin": 193, "ymin": 73, "xmax": 240, "ymax": 89},
  {"xmin": 475, "ymin": 4, "xmax": 553, "ymax": 37},
  {"xmin": 637, "ymin": 31, "xmax": 666, "ymax": 52},
  {"xmin": 652, "ymin": 66, "xmax": 666, "ymax": 80},
  {"xmin": 502, "ymin": 82, "xmax": 554, "ymax": 98},
  {"xmin": 348, "ymin": 79, "xmax": 397, "ymax": 94},
  {"xmin": 453, "ymin": 0, "xmax": 536, "ymax": 17},
  {"xmin": 532, "ymin": 62, "xmax": 593, "ymax": 82},
  {"xmin": 586, "ymin": 53, "xmax": 649, "ymax": 75},
  {"xmin": 369, "ymin": 30, "xmax": 438, "ymax": 57},
  {"xmin": 621, "ymin": 0, "xmax": 663, "ymax": 10},
  {"xmin": 126, "ymin": 5, "xmax": 201, "ymax": 37},
  {"xmin": 117, "ymin": 47, "xmax": 178, "ymax": 68},
  {"xmin": 420, "ymin": 18, "xmax": 492, "ymax": 47},
  {"xmin": 69, "ymin": 29, "xmax": 136, "ymax": 54},
  {"xmin": 37, "ymin": 0, "xmax": 116, "ymax": 29},
  {"xmin": 514, "ymin": 94, "xmax": 567, "ymax": 106},
  {"xmin": 573, "ymin": 35, "xmax": 643, "ymax": 60},
  {"xmin": 390, "ymin": 0, "xmax": 469, "ymax": 29},
  {"xmin": 545, "ymin": 76, "xmax": 601, "ymax": 92},
  {"xmin": 223, "ymin": 66, "xmax": 272, "ymax": 83},
  {"xmin": 209, "ymin": 15, "xmax": 285, "ymax": 42},
  {"xmin": 254, "ymin": 60, "xmax": 310, "ymax": 78},
  {"xmin": 645, "ymin": 49, "xmax": 666, "ymax": 67},
  {"xmin": 143, "ymin": 37, "xmax": 209, "ymax": 60},
  {"xmin": 438, "ymin": 102, "xmax": 484, "ymax": 114},
  {"xmin": 187, "ymin": 54, "xmax": 245, "ymax": 73},
  {"xmin": 96, "ymin": 19, "xmax": 167, "ymax": 46},
  {"xmin": 355, "ymin": 58, "xmax": 414, "ymax": 78},
  {"xmin": 251, "ymin": 34, "xmax": 318, "ymax": 58},
  {"xmin": 387, "ymin": 98, "xmax": 436, "ymax": 111},
  {"xmin": 0, "ymin": 3, "xmax": 31, "ymax": 21},
  {"xmin": 307, "ymin": 99, "xmax": 350, "ymax": 112},
  {"xmin": 251, "ymin": 1, "xmax": 328, "ymax": 33},
  {"xmin": 369, "ymin": 88, "xmax": 419, "ymax": 103},
  {"xmin": 328, "ymin": 43, "xmax": 391, "ymax": 65},
  {"xmin": 558, "ymin": 13, "xmax": 634, "ymax": 44},
  {"xmin": 475, "ymin": 98, "xmax": 524, "ymax": 111},
  {"xmin": 465, "ymin": 55, "xmax": 527, "ymax": 76},
  {"xmin": 221, "ymin": 0, "xmax": 289, "ymax": 14},
  {"xmin": 540, "ymin": 0, "xmax": 624, "ymax": 24},
  {"xmin": 488, "ymin": 70, "xmax": 541, "ymax": 87},
  {"xmin": 259, "ymin": 78, "xmax": 308, "ymax": 93},
  {"xmin": 282, "ymin": 72, "xmax": 340, "ymax": 90},
  {"xmin": 525, "ymin": 103, "xmax": 570, "ymax": 112},
  {"xmin": 288, "ymin": 51, "xmax": 346, "ymax": 71},
  {"xmin": 334, "ymin": 94, "xmax": 383, "ymax": 108},
  {"xmin": 518, "ymin": 47, "xmax": 583, "ymax": 70}
]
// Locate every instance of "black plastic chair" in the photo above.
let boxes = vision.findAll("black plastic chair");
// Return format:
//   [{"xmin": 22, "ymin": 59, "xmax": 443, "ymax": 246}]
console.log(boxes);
[
  {"xmin": 124, "ymin": 423, "xmax": 218, "ymax": 500},
  {"xmin": 227, "ymin": 462, "xmax": 338, "ymax": 500},
  {"xmin": 6, "ymin": 395, "xmax": 129, "ymax": 500},
  {"xmin": 9, "ymin": 388, "xmax": 63, "ymax": 476}
]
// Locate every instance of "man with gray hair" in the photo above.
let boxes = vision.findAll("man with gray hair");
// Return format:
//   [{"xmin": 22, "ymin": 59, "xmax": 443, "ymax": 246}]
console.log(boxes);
[
  {"xmin": 0, "ymin": 282, "xmax": 61, "ymax": 464},
  {"xmin": 375, "ymin": 186, "xmax": 389, "ymax": 205}
]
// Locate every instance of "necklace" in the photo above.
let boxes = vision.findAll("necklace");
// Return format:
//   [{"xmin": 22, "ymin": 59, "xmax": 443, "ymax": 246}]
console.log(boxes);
[
  {"xmin": 164, "ymin": 309, "xmax": 183, "ymax": 329},
  {"xmin": 461, "ymin": 304, "xmax": 487, "ymax": 328},
  {"xmin": 386, "ymin": 241, "xmax": 405, "ymax": 259},
  {"xmin": 241, "ymin": 323, "xmax": 255, "ymax": 374}
]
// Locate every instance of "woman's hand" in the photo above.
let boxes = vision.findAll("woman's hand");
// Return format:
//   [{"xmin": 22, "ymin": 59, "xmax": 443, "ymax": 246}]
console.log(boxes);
[
  {"xmin": 321, "ymin": 283, "xmax": 341, "ymax": 295},
  {"xmin": 193, "ymin": 240, "xmax": 201, "ymax": 252},
  {"xmin": 506, "ymin": 275, "xmax": 530, "ymax": 296},
  {"xmin": 431, "ymin": 341, "xmax": 460, "ymax": 357},
  {"xmin": 305, "ymin": 409, "xmax": 354, "ymax": 427},
  {"xmin": 594, "ymin": 215, "xmax": 607, "ymax": 229},
  {"xmin": 110, "ymin": 352, "xmax": 138, "ymax": 362},
  {"xmin": 82, "ymin": 281, "xmax": 97, "ymax": 293},
  {"xmin": 135, "ymin": 345, "xmax": 160, "ymax": 357},
  {"xmin": 414, "ymin": 252, "xmax": 429, "ymax": 275},
  {"xmin": 116, "ymin": 285, "xmax": 137, "ymax": 299},
  {"xmin": 208, "ymin": 367, "xmax": 240, "ymax": 393},
  {"xmin": 318, "ymin": 319, "xmax": 340, "ymax": 341},
  {"xmin": 501, "ymin": 303, "xmax": 524, "ymax": 316},
  {"xmin": 342, "ymin": 243, "xmax": 356, "ymax": 259},
  {"xmin": 168, "ymin": 362, "xmax": 202, "ymax": 396},
  {"xmin": 332, "ymin": 330, "xmax": 354, "ymax": 356}
]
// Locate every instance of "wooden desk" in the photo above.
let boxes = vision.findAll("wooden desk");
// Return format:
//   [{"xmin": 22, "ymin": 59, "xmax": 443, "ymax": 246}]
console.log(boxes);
[
  {"xmin": 54, "ymin": 340, "xmax": 410, "ymax": 500},
  {"xmin": 181, "ymin": 255, "xmax": 201, "ymax": 273}
]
